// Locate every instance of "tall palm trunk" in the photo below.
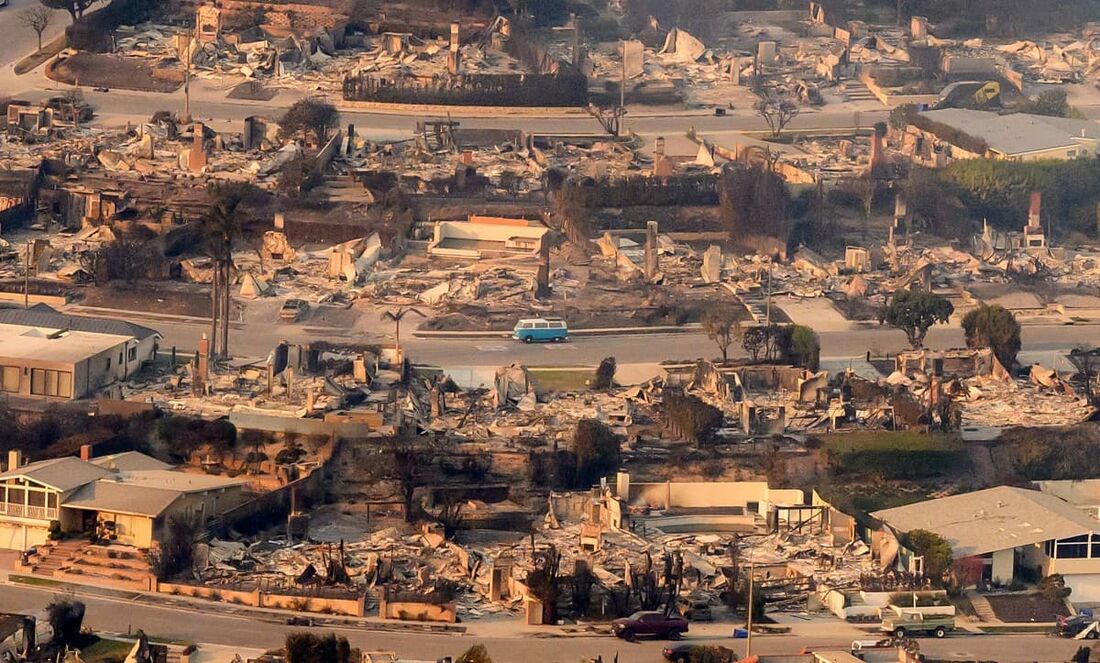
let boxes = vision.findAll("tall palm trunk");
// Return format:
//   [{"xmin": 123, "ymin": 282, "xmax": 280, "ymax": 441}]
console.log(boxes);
[{"xmin": 220, "ymin": 261, "xmax": 231, "ymax": 357}]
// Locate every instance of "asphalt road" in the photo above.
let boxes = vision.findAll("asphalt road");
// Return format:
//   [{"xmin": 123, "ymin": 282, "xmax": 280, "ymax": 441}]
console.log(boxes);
[
  {"xmin": 136, "ymin": 309, "xmax": 1098, "ymax": 370},
  {"xmin": 9, "ymin": 80, "xmax": 888, "ymax": 141},
  {"xmin": 0, "ymin": 583, "xmax": 1088, "ymax": 662}
]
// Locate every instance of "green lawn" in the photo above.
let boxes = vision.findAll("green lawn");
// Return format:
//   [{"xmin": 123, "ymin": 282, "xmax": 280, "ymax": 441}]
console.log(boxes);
[
  {"xmin": 528, "ymin": 367, "xmax": 594, "ymax": 394},
  {"xmin": 9, "ymin": 575, "xmax": 60, "ymax": 587},
  {"xmin": 818, "ymin": 431, "xmax": 968, "ymax": 481},
  {"xmin": 977, "ymin": 624, "xmax": 1054, "ymax": 634},
  {"xmin": 80, "ymin": 638, "xmax": 134, "ymax": 662},
  {"xmin": 819, "ymin": 430, "xmax": 964, "ymax": 453}
]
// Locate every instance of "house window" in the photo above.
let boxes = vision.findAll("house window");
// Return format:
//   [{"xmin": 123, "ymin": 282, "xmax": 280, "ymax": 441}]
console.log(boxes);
[
  {"xmin": 1055, "ymin": 534, "xmax": 1090, "ymax": 559},
  {"xmin": 106, "ymin": 357, "xmax": 111, "ymax": 370},
  {"xmin": 0, "ymin": 366, "xmax": 19, "ymax": 392},
  {"xmin": 128, "ymin": 347, "xmax": 137, "ymax": 362},
  {"xmin": 30, "ymin": 369, "xmax": 72, "ymax": 398}
]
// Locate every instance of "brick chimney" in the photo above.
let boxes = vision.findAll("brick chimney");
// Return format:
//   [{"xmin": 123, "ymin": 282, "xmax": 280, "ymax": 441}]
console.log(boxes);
[
  {"xmin": 80, "ymin": 444, "xmax": 93, "ymax": 461},
  {"xmin": 7, "ymin": 450, "xmax": 22, "ymax": 472},
  {"xmin": 870, "ymin": 130, "xmax": 884, "ymax": 171}
]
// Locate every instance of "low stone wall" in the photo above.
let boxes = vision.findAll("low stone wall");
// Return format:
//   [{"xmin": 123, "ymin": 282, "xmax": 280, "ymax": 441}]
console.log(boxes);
[
  {"xmin": 378, "ymin": 597, "xmax": 457, "ymax": 623},
  {"xmin": 157, "ymin": 581, "xmax": 367, "ymax": 616},
  {"xmin": 261, "ymin": 591, "xmax": 366, "ymax": 616}
]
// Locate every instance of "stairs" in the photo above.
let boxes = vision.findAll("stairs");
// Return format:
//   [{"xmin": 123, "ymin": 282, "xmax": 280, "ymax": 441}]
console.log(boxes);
[
  {"xmin": 844, "ymin": 80, "xmax": 881, "ymax": 103},
  {"xmin": 29, "ymin": 541, "xmax": 154, "ymax": 591},
  {"xmin": 60, "ymin": 544, "xmax": 154, "ymax": 590},
  {"xmin": 30, "ymin": 540, "xmax": 86, "ymax": 576},
  {"xmin": 969, "ymin": 593, "xmax": 998, "ymax": 623}
]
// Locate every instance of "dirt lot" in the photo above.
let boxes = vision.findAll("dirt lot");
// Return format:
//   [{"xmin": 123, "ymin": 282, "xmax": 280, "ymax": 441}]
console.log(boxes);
[
  {"xmin": 48, "ymin": 53, "xmax": 184, "ymax": 93},
  {"xmin": 985, "ymin": 592, "xmax": 1070, "ymax": 622},
  {"xmin": 422, "ymin": 293, "xmax": 751, "ymax": 331},
  {"xmin": 80, "ymin": 281, "xmax": 213, "ymax": 317}
]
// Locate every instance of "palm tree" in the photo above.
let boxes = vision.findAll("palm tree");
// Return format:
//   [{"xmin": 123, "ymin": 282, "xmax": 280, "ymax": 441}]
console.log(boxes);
[
  {"xmin": 202, "ymin": 183, "xmax": 253, "ymax": 358},
  {"xmin": 380, "ymin": 306, "xmax": 425, "ymax": 356}
]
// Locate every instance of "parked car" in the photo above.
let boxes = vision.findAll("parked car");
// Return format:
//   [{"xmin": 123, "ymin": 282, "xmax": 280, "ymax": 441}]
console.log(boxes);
[
  {"xmin": 280, "ymin": 298, "xmax": 309, "ymax": 322},
  {"xmin": 1058, "ymin": 614, "xmax": 1099, "ymax": 639},
  {"xmin": 612, "ymin": 611, "xmax": 689, "ymax": 641},
  {"xmin": 880, "ymin": 610, "xmax": 955, "ymax": 638},
  {"xmin": 512, "ymin": 317, "xmax": 568, "ymax": 343},
  {"xmin": 662, "ymin": 644, "xmax": 735, "ymax": 663}
]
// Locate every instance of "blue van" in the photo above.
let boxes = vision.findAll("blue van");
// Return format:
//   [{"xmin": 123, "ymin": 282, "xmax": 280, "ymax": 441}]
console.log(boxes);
[{"xmin": 513, "ymin": 317, "xmax": 569, "ymax": 343}]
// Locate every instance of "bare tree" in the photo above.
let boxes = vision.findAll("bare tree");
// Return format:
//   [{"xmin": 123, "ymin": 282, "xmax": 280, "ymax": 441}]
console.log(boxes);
[
  {"xmin": 701, "ymin": 307, "xmax": 742, "ymax": 364},
  {"xmin": 840, "ymin": 176, "xmax": 876, "ymax": 240},
  {"xmin": 1068, "ymin": 346, "xmax": 1100, "ymax": 405},
  {"xmin": 754, "ymin": 95, "xmax": 800, "ymax": 138},
  {"xmin": 586, "ymin": 103, "xmax": 626, "ymax": 137},
  {"xmin": 20, "ymin": 6, "xmax": 52, "ymax": 51}
]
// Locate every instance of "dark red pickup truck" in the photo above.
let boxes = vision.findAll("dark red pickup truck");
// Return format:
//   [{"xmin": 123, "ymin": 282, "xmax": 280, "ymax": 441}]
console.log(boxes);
[{"xmin": 611, "ymin": 611, "xmax": 689, "ymax": 640}]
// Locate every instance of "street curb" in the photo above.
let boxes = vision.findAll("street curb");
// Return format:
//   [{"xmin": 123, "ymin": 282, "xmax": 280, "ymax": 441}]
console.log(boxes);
[
  {"xmin": 412, "ymin": 323, "xmax": 703, "ymax": 339},
  {"xmin": 13, "ymin": 34, "xmax": 67, "ymax": 76},
  {"xmin": 4, "ymin": 576, "xmax": 468, "ymax": 635}
]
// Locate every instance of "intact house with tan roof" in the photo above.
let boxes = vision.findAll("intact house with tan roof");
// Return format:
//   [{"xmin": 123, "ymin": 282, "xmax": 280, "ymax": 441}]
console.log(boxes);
[
  {"xmin": 904, "ymin": 109, "xmax": 1100, "ymax": 167},
  {"xmin": 0, "ymin": 304, "xmax": 160, "ymax": 400},
  {"xmin": 873, "ymin": 485, "xmax": 1100, "ymax": 600},
  {"xmin": 0, "ymin": 450, "xmax": 248, "ymax": 551}
]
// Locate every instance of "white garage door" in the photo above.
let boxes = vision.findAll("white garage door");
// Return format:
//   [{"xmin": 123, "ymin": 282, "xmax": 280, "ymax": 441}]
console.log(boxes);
[
  {"xmin": 1065, "ymin": 574, "xmax": 1100, "ymax": 602},
  {"xmin": 0, "ymin": 523, "xmax": 26, "ymax": 551}
]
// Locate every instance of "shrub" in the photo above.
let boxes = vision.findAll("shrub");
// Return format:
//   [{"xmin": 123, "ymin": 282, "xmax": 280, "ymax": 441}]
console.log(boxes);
[
  {"xmin": 46, "ymin": 598, "xmax": 85, "ymax": 646},
  {"xmin": 284, "ymin": 632, "xmax": 352, "ymax": 663},
  {"xmin": 457, "ymin": 644, "xmax": 493, "ymax": 663},
  {"xmin": 1040, "ymin": 574, "xmax": 1071, "ymax": 602},
  {"xmin": 48, "ymin": 520, "xmax": 62, "ymax": 540},
  {"xmin": 701, "ymin": 459, "xmax": 725, "ymax": 479},
  {"xmin": 1001, "ymin": 425, "xmax": 1100, "ymax": 480},
  {"xmin": 686, "ymin": 645, "xmax": 737, "ymax": 663},
  {"xmin": 962, "ymin": 304, "xmax": 1021, "ymax": 369},
  {"xmin": 594, "ymin": 357, "xmax": 616, "ymax": 390}
]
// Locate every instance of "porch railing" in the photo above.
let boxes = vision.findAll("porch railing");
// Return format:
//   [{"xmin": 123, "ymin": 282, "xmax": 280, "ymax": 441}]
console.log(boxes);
[{"xmin": 0, "ymin": 503, "xmax": 58, "ymax": 521}]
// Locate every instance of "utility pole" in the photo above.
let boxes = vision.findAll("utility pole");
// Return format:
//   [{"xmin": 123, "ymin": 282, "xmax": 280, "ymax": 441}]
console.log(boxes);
[
  {"xmin": 746, "ymin": 559, "xmax": 755, "ymax": 658},
  {"xmin": 620, "ymin": 41, "xmax": 626, "ymax": 114}
]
